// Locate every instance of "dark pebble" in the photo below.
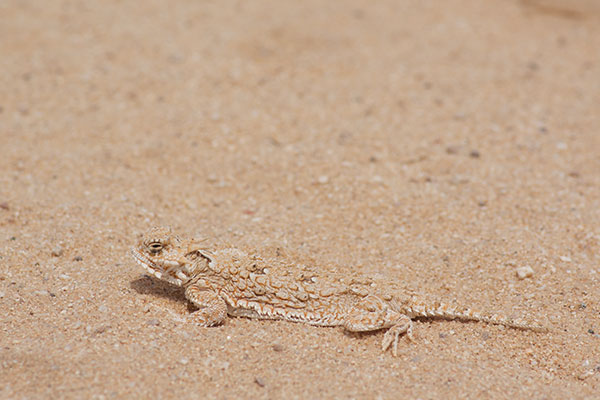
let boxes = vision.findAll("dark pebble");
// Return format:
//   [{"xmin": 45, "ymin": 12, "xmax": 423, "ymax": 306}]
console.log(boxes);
[{"xmin": 272, "ymin": 343, "xmax": 284, "ymax": 352}]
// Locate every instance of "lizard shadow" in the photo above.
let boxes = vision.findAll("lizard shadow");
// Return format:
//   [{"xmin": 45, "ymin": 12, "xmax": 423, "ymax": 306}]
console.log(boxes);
[
  {"xmin": 129, "ymin": 275, "xmax": 187, "ymax": 304},
  {"xmin": 343, "ymin": 330, "xmax": 384, "ymax": 341}
]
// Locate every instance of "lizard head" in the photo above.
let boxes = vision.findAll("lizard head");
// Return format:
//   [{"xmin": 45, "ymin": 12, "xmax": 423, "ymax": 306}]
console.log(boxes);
[{"xmin": 131, "ymin": 226, "xmax": 209, "ymax": 287}]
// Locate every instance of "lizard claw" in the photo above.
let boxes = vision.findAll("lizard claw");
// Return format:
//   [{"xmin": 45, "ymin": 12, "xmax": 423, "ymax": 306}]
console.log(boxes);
[
  {"xmin": 381, "ymin": 317, "xmax": 413, "ymax": 356},
  {"xmin": 186, "ymin": 309, "xmax": 224, "ymax": 327}
]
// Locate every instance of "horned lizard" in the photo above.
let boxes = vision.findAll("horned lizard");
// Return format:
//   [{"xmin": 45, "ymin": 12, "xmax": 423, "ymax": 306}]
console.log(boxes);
[{"xmin": 132, "ymin": 226, "xmax": 546, "ymax": 356}]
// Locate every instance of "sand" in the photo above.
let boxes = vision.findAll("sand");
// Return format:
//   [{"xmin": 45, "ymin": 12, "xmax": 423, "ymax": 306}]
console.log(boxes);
[{"xmin": 1, "ymin": 0, "xmax": 600, "ymax": 398}]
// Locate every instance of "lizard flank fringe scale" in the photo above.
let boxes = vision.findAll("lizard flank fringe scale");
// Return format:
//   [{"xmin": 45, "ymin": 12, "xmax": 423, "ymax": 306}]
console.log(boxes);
[{"xmin": 131, "ymin": 226, "xmax": 547, "ymax": 356}]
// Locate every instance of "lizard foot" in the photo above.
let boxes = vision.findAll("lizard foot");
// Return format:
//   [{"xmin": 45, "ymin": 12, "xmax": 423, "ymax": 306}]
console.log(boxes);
[
  {"xmin": 381, "ymin": 315, "xmax": 413, "ymax": 356},
  {"xmin": 186, "ymin": 309, "xmax": 225, "ymax": 327}
]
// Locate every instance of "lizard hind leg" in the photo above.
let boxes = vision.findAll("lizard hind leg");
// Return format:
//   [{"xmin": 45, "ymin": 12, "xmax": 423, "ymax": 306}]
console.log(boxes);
[
  {"xmin": 342, "ymin": 295, "xmax": 414, "ymax": 356},
  {"xmin": 380, "ymin": 316, "xmax": 413, "ymax": 357}
]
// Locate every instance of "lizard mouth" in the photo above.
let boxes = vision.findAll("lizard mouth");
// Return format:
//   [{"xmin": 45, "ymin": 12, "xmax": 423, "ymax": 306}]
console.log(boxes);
[{"xmin": 131, "ymin": 248, "xmax": 183, "ymax": 286}]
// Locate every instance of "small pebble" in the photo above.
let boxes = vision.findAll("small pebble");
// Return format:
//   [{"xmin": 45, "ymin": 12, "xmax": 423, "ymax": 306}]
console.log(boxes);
[
  {"xmin": 559, "ymin": 256, "xmax": 571, "ymax": 262},
  {"xmin": 179, "ymin": 357, "xmax": 189, "ymax": 365},
  {"xmin": 0, "ymin": 291, "xmax": 4, "ymax": 298},
  {"xmin": 98, "ymin": 305, "xmax": 108, "ymax": 313},
  {"xmin": 51, "ymin": 246, "xmax": 63, "ymax": 257},
  {"xmin": 146, "ymin": 319, "xmax": 160, "ymax": 326},
  {"xmin": 207, "ymin": 174, "xmax": 218, "ymax": 183},
  {"xmin": 92, "ymin": 325, "xmax": 111, "ymax": 335},
  {"xmin": 272, "ymin": 343, "xmax": 284, "ymax": 352},
  {"xmin": 254, "ymin": 377, "xmax": 265, "ymax": 387},
  {"xmin": 524, "ymin": 348, "xmax": 534, "ymax": 356},
  {"xmin": 516, "ymin": 265, "xmax": 534, "ymax": 280},
  {"xmin": 317, "ymin": 175, "xmax": 329, "ymax": 184},
  {"xmin": 446, "ymin": 145, "xmax": 460, "ymax": 155},
  {"xmin": 59, "ymin": 274, "xmax": 71, "ymax": 280},
  {"xmin": 577, "ymin": 369, "xmax": 596, "ymax": 380},
  {"xmin": 34, "ymin": 290, "xmax": 49, "ymax": 296},
  {"xmin": 469, "ymin": 150, "xmax": 480, "ymax": 158},
  {"xmin": 73, "ymin": 255, "xmax": 83, "ymax": 262},
  {"xmin": 0, "ymin": 202, "xmax": 8, "ymax": 210}
]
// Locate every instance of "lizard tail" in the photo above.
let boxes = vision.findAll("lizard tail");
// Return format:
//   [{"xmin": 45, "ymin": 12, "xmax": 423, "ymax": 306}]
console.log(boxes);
[{"xmin": 393, "ymin": 299, "xmax": 548, "ymax": 332}]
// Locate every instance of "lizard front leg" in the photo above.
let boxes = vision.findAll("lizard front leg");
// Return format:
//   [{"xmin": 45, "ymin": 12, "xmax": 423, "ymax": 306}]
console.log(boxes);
[
  {"xmin": 343, "ymin": 295, "xmax": 413, "ymax": 356},
  {"xmin": 184, "ymin": 284, "xmax": 228, "ymax": 327}
]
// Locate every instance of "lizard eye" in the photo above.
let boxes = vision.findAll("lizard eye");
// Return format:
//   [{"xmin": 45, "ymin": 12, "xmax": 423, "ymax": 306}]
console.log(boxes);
[{"xmin": 148, "ymin": 242, "xmax": 163, "ymax": 254}]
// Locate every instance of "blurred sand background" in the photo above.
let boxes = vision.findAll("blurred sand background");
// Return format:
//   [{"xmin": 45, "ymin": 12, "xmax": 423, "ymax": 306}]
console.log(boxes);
[{"xmin": 1, "ymin": 0, "xmax": 600, "ymax": 398}]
